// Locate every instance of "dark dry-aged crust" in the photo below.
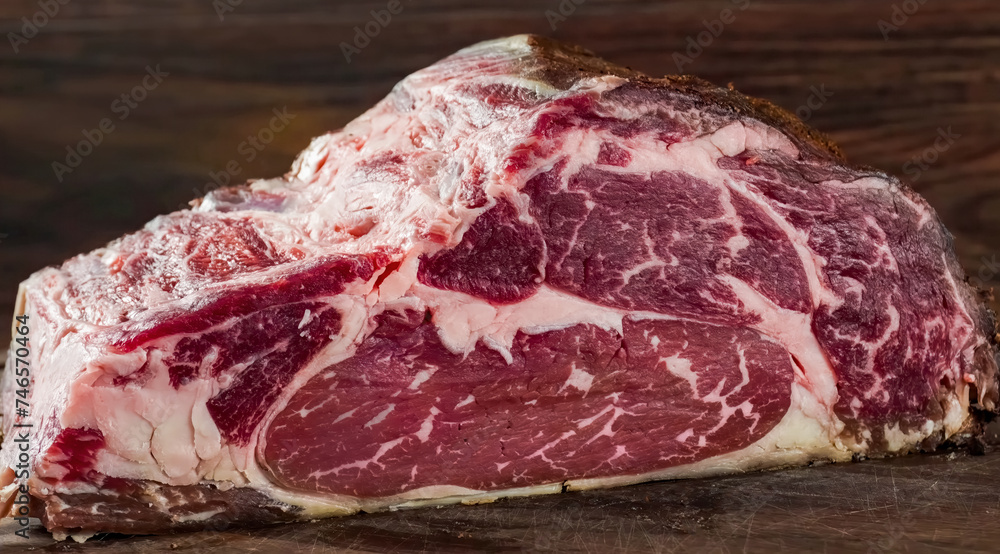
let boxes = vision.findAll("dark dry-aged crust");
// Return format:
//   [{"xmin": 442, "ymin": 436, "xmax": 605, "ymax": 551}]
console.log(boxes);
[
  {"xmin": 945, "ymin": 229, "xmax": 1000, "ymax": 414},
  {"xmin": 32, "ymin": 479, "xmax": 301, "ymax": 536},
  {"xmin": 510, "ymin": 35, "xmax": 846, "ymax": 163}
]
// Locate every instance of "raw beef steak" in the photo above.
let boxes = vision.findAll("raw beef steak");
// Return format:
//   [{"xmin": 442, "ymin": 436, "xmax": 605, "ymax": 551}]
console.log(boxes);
[{"xmin": 2, "ymin": 35, "xmax": 998, "ymax": 539}]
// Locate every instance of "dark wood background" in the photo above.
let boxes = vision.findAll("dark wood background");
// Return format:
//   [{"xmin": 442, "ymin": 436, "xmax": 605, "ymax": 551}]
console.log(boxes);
[
  {"xmin": 1, "ymin": 0, "xmax": 999, "ymax": 325},
  {"xmin": 1, "ymin": 0, "xmax": 999, "ymax": 551}
]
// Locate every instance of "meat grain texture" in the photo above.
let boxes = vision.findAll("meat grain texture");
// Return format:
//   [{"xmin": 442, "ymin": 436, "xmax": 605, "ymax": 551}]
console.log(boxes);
[{"xmin": 1, "ymin": 35, "xmax": 998, "ymax": 540}]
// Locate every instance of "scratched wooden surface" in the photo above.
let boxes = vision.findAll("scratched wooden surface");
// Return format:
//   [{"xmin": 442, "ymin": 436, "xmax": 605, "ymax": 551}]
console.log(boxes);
[
  {"xmin": 1, "ymin": 0, "xmax": 999, "ymax": 551},
  {"xmin": 2, "ymin": 447, "xmax": 1000, "ymax": 553}
]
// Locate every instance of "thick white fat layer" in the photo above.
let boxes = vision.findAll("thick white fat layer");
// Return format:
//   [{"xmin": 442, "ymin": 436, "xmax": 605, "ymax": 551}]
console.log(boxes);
[
  {"xmin": 63, "ymin": 344, "xmax": 219, "ymax": 484},
  {"xmin": 942, "ymin": 382, "xmax": 971, "ymax": 437},
  {"xmin": 11, "ymin": 287, "xmax": 105, "ymax": 481},
  {"xmin": 876, "ymin": 379, "xmax": 970, "ymax": 453},
  {"xmin": 280, "ymin": 59, "xmax": 629, "ymax": 260},
  {"xmin": 409, "ymin": 283, "xmax": 626, "ymax": 359},
  {"xmin": 54, "ymin": 287, "xmax": 375, "ymax": 487},
  {"xmin": 719, "ymin": 277, "xmax": 842, "ymax": 438}
]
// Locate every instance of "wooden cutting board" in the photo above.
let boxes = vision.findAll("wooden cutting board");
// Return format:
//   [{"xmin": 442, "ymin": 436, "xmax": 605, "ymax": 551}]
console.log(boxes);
[{"xmin": 3, "ymin": 446, "xmax": 1000, "ymax": 553}]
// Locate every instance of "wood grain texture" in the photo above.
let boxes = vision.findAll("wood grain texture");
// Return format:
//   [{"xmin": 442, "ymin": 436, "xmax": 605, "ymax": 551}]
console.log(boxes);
[
  {"xmin": 2, "ymin": 448, "xmax": 1000, "ymax": 552},
  {"xmin": 0, "ymin": 0, "xmax": 998, "ymax": 550}
]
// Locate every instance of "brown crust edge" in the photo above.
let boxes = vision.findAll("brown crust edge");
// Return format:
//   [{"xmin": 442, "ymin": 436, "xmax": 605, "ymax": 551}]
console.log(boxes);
[
  {"xmin": 514, "ymin": 34, "xmax": 845, "ymax": 162},
  {"xmin": 32, "ymin": 478, "xmax": 301, "ymax": 538}
]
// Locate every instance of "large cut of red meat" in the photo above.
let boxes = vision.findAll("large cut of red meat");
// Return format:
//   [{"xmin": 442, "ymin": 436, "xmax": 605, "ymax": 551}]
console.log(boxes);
[{"xmin": 2, "ymin": 35, "xmax": 998, "ymax": 539}]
